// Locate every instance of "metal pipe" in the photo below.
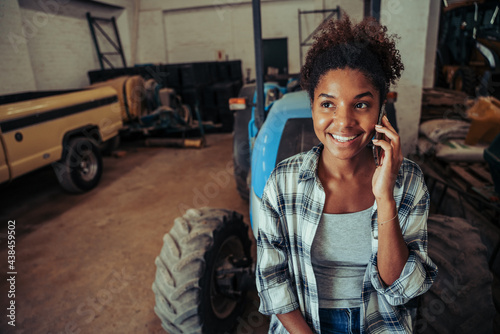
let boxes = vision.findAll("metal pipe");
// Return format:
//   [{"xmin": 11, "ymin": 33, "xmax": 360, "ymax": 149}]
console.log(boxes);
[{"xmin": 252, "ymin": 0, "xmax": 265, "ymax": 129}]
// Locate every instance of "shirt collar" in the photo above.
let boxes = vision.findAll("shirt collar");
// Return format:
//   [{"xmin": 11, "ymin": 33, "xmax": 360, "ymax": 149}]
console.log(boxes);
[
  {"xmin": 298, "ymin": 143, "xmax": 323, "ymax": 182},
  {"xmin": 298, "ymin": 143, "xmax": 404, "ymax": 188}
]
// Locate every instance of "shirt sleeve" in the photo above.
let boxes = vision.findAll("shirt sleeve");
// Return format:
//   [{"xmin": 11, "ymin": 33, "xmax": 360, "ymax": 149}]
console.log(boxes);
[
  {"xmin": 369, "ymin": 161, "xmax": 439, "ymax": 306},
  {"xmin": 256, "ymin": 171, "xmax": 299, "ymax": 315}
]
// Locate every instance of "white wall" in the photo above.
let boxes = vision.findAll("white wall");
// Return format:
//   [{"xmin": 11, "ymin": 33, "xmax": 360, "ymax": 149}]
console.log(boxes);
[
  {"xmin": 0, "ymin": 0, "xmax": 137, "ymax": 94},
  {"xmin": 0, "ymin": 0, "xmax": 37, "ymax": 95},
  {"xmin": 136, "ymin": 9, "xmax": 166, "ymax": 64},
  {"xmin": 381, "ymin": 0, "xmax": 438, "ymax": 156}
]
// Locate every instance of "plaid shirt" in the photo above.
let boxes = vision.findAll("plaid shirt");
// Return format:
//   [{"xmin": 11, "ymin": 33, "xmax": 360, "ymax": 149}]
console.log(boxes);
[{"xmin": 256, "ymin": 144, "xmax": 438, "ymax": 333}]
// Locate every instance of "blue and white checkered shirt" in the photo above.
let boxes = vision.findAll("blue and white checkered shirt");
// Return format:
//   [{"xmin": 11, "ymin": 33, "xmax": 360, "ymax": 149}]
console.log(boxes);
[{"xmin": 256, "ymin": 144, "xmax": 438, "ymax": 333}]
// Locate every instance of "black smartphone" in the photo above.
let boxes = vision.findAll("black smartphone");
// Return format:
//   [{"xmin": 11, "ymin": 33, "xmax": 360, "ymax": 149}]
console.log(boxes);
[{"xmin": 372, "ymin": 106, "xmax": 385, "ymax": 166}]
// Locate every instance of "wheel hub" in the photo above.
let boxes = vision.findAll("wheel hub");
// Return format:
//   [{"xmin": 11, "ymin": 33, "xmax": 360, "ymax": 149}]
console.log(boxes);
[
  {"xmin": 210, "ymin": 236, "xmax": 248, "ymax": 319},
  {"xmin": 78, "ymin": 151, "xmax": 98, "ymax": 181}
]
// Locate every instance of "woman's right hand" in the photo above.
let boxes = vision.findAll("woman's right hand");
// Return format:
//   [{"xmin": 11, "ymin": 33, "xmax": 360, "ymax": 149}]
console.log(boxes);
[{"xmin": 277, "ymin": 309, "xmax": 314, "ymax": 334}]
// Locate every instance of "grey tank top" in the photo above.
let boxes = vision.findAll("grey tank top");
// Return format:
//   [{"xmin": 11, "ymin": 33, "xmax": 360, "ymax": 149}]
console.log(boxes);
[{"xmin": 311, "ymin": 206, "xmax": 373, "ymax": 309}]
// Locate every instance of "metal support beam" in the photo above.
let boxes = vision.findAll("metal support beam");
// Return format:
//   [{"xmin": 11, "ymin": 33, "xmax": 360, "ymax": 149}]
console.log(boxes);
[
  {"xmin": 87, "ymin": 12, "xmax": 127, "ymax": 70},
  {"xmin": 370, "ymin": 0, "xmax": 381, "ymax": 21},
  {"xmin": 252, "ymin": 0, "xmax": 265, "ymax": 129}
]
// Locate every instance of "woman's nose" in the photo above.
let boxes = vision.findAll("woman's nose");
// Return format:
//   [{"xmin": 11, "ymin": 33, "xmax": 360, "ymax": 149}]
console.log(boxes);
[{"xmin": 332, "ymin": 104, "xmax": 354, "ymax": 127}]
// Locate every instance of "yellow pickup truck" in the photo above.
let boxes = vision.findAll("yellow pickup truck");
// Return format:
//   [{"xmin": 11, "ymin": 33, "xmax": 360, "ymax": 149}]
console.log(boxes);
[{"xmin": 0, "ymin": 87, "xmax": 122, "ymax": 193}]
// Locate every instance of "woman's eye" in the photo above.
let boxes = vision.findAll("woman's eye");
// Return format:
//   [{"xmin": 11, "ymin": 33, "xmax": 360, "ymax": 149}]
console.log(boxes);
[
  {"xmin": 355, "ymin": 102, "xmax": 368, "ymax": 109},
  {"xmin": 321, "ymin": 101, "xmax": 333, "ymax": 108}
]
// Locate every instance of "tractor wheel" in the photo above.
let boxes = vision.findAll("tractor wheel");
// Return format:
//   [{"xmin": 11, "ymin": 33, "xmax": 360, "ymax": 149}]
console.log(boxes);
[
  {"xmin": 233, "ymin": 106, "xmax": 252, "ymax": 201},
  {"xmin": 232, "ymin": 84, "xmax": 254, "ymax": 201},
  {"xmin": 53, "ymin": 137, "xmax": 103, "ymax": 193},
  {"xmin": 417, "ymin": 215, "xmax": 495, "ymax": 334},
  {"xmin": 233, "ymin": 163, "xmax": 249, "ymax": 202},
  {"xmin": 220, "ymin": 109, "xmax": 234, "ymax": 133},
  {"xmin": 452, "ymin": 67, "xmax": 477, "ymax": 96},
  {"xmin": 152, "ymin": 208, "xmax": 253, "ymax": 334}
]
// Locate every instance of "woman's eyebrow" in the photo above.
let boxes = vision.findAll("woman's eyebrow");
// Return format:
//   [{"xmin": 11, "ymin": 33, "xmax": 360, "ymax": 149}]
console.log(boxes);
[
  {"xmin": 317, "ymin": 92, "xmax": 374, "ymax": 99},
  {"xmin": 355, "ymin": 92, "xmax": 374, "ymax": 99},
  {"xmin": 318, "ymin": 93, "xmax": 335, "ymax": 99}
]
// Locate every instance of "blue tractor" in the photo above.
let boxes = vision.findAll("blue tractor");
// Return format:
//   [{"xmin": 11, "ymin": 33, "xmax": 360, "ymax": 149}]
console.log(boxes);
[{"xmin": 151, "ymin": 2, "xmax": 495, "ymax": 333}]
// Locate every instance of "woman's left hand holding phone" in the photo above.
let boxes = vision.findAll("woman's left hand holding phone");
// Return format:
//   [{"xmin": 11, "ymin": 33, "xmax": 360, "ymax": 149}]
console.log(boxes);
[{"xmin": 371, "ymin": 115, "xmax": 403, "ymax": 202}]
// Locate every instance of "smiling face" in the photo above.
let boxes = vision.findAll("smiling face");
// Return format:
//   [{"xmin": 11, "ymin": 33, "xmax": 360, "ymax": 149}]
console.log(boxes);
[{"xmin": 311, "ymin": 68, "xmax": 381, "ymax": 164}]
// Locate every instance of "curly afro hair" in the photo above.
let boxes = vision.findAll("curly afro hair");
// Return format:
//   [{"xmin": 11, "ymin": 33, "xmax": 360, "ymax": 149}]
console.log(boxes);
[{"xmin": 301, "ymin": 15, "xmax": 404, "ymax": 103}]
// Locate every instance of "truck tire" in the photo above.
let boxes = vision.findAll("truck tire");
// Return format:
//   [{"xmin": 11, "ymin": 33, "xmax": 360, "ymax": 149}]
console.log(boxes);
[
  {"xmin": 54, "ymin": 137, "xmax": 103, "ymax": 193},
  {"xmin": 452, "ymin": 67, "xmax": 477, "ymax": 96},
  {"xmin": 153, "ymin": 208, "xmax": 253, "ymax": 334},
  {"xmin": 417, "ymin": 215, "xmax": 495, "ymax": 334}
]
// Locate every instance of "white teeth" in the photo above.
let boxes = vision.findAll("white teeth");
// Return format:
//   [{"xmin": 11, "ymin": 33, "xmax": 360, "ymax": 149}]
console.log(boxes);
[{"xmin": 330, "ymin": 134, "xmax": 358, "ymax": 142}]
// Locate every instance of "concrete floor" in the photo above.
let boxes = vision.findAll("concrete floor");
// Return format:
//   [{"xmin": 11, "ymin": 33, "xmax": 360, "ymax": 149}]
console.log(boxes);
[{"xmin": 0, "ymin": 133, "xmax": 269, "ymax": 334}]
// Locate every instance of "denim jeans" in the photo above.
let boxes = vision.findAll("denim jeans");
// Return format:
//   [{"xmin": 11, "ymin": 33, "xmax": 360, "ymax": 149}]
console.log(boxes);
[{"xmin": 318, "ymin": 308, "xmax": 361, "ymax": 334}]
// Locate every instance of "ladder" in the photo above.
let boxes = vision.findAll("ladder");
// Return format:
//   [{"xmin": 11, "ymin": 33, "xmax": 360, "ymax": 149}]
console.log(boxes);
[{"xmin": 86, "ymin": 12, "xmax": 126, "ymax": 70}]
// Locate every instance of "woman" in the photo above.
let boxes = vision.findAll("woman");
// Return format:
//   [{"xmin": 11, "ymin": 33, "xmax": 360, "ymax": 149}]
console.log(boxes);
[{"xmin": 256, "ymin": 16, "xmax": 438, "ymax": 334}]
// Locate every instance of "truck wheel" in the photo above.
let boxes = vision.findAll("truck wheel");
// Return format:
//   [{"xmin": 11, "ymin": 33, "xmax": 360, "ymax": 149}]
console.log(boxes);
[
  {"xmin": 54, "ymin": 138, "xmax": 103, "ymax": 193},
  {"xmin": 452, "ymin": 67, "xmax": 477, "ymax": 96},
  {"xmin": 417, "ymin": 215, "xmax": 495, "ymax": 334},
  {"xmin": 153, "ymin": 208, "xmax": 253, "ymax": 334}
]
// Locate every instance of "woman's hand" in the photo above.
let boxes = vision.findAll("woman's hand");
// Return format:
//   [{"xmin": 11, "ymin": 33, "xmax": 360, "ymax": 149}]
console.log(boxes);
[
  {"xmin": 371, "ymin": 115, "xmax": 408, "ymax": 286},
  {"xmin": 371, "ymin": 115, "xmax": 403, "ymax": 202}
]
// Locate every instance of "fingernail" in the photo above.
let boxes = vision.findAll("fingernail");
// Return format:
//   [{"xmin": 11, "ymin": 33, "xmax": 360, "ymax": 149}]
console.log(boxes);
[
  {"xmin": 372, "ymin": 139, "xmax": 379, "ymax": 142},
  {"xmin": 375, "ymin": 124, "xmax": 382, "ymax": 128}
]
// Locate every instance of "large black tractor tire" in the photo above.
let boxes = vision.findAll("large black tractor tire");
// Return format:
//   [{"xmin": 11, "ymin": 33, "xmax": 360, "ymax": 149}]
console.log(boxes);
[
  {"xmin": 233, "ymin": 163, "xmax": 249, "ymax": 202},
  {"xmin": 53, "ymin": 137, "xmax": 103, "ymax": 193},
  {"xmin": 452, "ymin": 67, "xmax": 477, "ymax": 97},
  {"xmin": 152, "ymin": 208, "xmax": 253, "ymax": 334},
  {"xmin": 232, "ymin": 85, "xmax": 255, "ymax": 201},
  {"xmin": 417, "ymin": 215, "xmax": 495, "ymax": 334},
  {"xmin": 232, "ymin": 107, "xmax": 252, "ymax": 201},
  {"xmin": 220, "ymin": 108, "xmax": 234, "ymax": 133}
]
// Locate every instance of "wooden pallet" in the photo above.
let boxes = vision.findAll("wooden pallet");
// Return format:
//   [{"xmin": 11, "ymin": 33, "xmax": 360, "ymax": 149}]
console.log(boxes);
[
  {"xmin": 448, "ymin": 163, "xmax": 499, "ymax": 202},
  {"xmin": 420, "ymin": 157, "xmax": 500, "ymax": 223}
]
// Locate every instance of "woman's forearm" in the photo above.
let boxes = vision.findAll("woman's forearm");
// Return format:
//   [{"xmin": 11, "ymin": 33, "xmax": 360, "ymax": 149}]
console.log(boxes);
[
  {"xmin": 276, "ymin": 309, "xmax": 314, "ymax": 334},
  {"xmin": 376, "ymin": 199, "xmax": 409, "ymax": 286}
]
